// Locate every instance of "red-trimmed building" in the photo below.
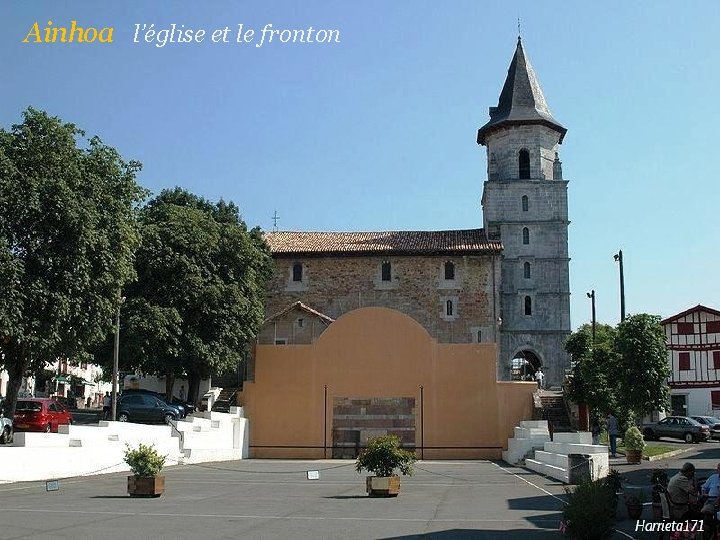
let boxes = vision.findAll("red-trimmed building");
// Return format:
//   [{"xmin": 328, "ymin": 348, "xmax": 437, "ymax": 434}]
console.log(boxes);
[{"xmin": 662, "ymin": 305, "xmax": 720, "ymax": 416}]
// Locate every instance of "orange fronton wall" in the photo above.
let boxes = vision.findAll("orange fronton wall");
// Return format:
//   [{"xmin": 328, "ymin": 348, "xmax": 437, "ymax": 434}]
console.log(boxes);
[{"xmin": 241, "ymin": 307, "xmax": 536, "ymax": 459}]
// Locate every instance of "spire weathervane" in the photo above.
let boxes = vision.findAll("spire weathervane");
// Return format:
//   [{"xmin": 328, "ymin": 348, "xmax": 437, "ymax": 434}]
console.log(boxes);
[
  {"xmin": 517, "ymin": 17, "xmax": 521, "ymax": 41},
  {"xmin": 272, "ymin": 210, "xmax": 280, "ymax": 232}
]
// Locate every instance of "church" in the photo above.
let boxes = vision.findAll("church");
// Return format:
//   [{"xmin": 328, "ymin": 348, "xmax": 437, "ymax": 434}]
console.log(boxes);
[{"xmin": 239, "ymin": 38, "xmax": 571, "ymax": 459}]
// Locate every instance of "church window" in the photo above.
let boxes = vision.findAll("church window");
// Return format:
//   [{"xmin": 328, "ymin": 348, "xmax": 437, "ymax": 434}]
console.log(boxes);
[
  {"xmin": 524, "ymin": 262, "xmax": 531, "ymax": 279},
  {"xmin": 522, "ymin": 195, "xmax": 529, "ymax": 212},
  {"xmin": 292, "ymin": 263, "xmax": 303, "ymax": 282},
  {"xmin": 522, "ymin": 227, "xmax": 530, "ymax": 245},
  {"xmin": 446, "ymin": 300, "xmax": 454, "ymax": 316},
  {"xmin": 519, "ymin": 149, "xmax": 530, "ymax": 179},
  {"xmin": 381, "ymin": 261, "xmax": 391, "ymax": 281},
  {"xmin": 477, "ymin": 330, "xmax": 482, "ymax": 342},
  {"xmin": 713, "ymin": 351, "xmax": 720, "ymax": 369},
  {"xmin": 444, "ymin": 261, "xmax": 455, "ymax": 280},
  {"xmin": 524, "ymin": 296, "xmax": 532, "ymax": 316}
]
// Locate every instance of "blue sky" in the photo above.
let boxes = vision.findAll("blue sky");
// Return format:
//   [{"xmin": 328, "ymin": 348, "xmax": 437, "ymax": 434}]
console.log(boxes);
[{"xmin": 2, "ymin": 1, "xmax": 719, "ymax": 330}]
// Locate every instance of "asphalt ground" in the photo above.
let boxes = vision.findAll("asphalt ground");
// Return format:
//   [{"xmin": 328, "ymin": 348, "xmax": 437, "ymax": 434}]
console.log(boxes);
[
  {"xmin": 0, "ymin": 459, "xmax": 568, "ymax": 540},
  {"xmin": 2, "ymin": 440, "xmax": 720, "ymax": 539}
]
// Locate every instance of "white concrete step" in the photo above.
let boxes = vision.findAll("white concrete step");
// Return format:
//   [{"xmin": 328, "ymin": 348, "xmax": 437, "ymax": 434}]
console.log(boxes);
[
  {"xmin": 520, "ymin": 420, "xmax": 548, "ymax": 429},
  {"xmin": 525, "ymin": 458, "xmax": 568, "ymax": 483},
  {"xmin": 553, "ymin": 432, "xmax": 592, "ymax": 444},
  {"xmin": 534, "ymin": 450, "xmax": 569, "ymax": 469},
  {"xmin": 544, "ymin": 442, "xmax": 608, "ymax": 455},
  {"xmin": 13, "ymin": 432, "xmax": 71, "ymax": 447},
  {"xmin": 514, "ymin": 426, "xmax": 550, "ymax": 439}
]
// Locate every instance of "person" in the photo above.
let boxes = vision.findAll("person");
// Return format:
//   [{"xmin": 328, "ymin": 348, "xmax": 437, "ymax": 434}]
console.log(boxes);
[
  {"xmin": 102, "ymin": 392, "xmax": 111, "ymax": 420},
  {"xmin": 668, "ymin": 462, "xmax": 698, "ymax": 520},
  {"xmin": 701, "ymin": 462, "xmax": 720, "ymax": 520},
  {"xmin": 86, "ymin": 396, "xmax": 92, "ymax": 409},
  {"xmin": 535, "ymin": 368, "xmax": 544, "ymax": 389},
  {"xmin": 591, "ymin": 418, "xmax": 601, "ymax": 445},
  {"xmin": 606, "ymin": 412, "xmax": 619, "ymax": 458}
]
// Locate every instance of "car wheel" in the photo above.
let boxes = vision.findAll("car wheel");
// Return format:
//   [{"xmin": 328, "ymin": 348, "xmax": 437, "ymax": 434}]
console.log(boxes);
[
  {"xmin": 118, "ymin": 413, "xmax": 129, "ymax": 422},
  {"xmin": 0, "ymin": 426, "xmax": 9, "ymax": 444},
  {"xmin": 684, "ymin": 432, "xmax": 694, "ymax": 444},
  {"xmin": 45, "ymin": 424, "xmax": 51, "ymax": 433},
  {"xmin": 163, "ymin": 413, "xmax": 175, "ymax": 425}
]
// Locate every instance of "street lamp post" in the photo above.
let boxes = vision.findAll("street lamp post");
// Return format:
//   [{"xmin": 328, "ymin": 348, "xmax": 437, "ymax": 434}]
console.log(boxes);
[
  {"xmin": 613, "ymin": 250, "xmax": 626, "ymax": 322},
  {"xmin": 111, "ymin": 296, "xmax": 125, "ymax": 421},
  {"xmin": 586, "ymin": 290, "xmax": 596, "ymax": 342}
]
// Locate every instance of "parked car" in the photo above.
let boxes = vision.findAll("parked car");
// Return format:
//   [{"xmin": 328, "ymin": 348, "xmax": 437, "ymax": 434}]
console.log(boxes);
[
  {"xmin": 691, "ymin": 416, "xmax": 720, "ymax": 440},
  {"xmin": 642, "ymin": 416, "xmax": 710, "ymax": 443},
  {"xmin": 117, "ymin": 394, "xmax": 179, "ymax": 424},
  {"xmin": 121, "ymin": 389, "xmax": 186, "ymax": 418},
  {"xmin": 0, "ymin": 398, "xmax": 12, "ymax": 443},
  {"xmin": 13, "ymin": 398, "xmax": 73, "ymax": 433}
]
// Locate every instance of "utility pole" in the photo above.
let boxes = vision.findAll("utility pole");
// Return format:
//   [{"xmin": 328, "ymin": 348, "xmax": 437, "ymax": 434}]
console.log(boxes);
[
  {"xmin": 111, "ymin": 303, "xmax": 120, "ymax": 421},
  {"xmin": 613, "ymin": 250, "xmax": 626, "ymax": 322},
  {"xmin": 586, "ymin": 290, "xmax": 596, "ymax": 342}
]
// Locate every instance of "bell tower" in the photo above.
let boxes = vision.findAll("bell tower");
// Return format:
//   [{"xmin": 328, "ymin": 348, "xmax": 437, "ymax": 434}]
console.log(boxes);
[{"xmin": 479, "ymin": 37, "xmax": 571, "ymax": 387}]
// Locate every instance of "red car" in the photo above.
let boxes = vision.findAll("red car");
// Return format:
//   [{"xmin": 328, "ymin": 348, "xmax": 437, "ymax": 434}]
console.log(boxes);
[{"xmin": 13, "ymin": 398, "xmax": 73, "ymax": 433}]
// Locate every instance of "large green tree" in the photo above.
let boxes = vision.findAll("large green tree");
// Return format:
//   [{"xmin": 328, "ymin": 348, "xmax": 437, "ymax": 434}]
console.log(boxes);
[
  {"xmin": 0, "ymin": 108, "xmax": 145, "ymax": 418},
  {"xmin": 109, "ymin": 188, "xmax": 273, "ymax": 403},
  {"xmin": 565, "ymin": 314, "xmax": 671, "ymax": 425}
]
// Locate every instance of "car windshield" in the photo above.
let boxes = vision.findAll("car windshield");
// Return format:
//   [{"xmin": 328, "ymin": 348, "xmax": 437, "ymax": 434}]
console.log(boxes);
[
  {"xmin": 16, "ymin": 401, "xmax": 42, "ymax": 412},
  {"xmin": 706, "ymin": 417, "xmax": 720, "ymax": 424}
]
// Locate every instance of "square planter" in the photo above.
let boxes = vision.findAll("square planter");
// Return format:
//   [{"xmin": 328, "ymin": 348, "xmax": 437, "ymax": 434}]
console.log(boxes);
[
  {"xmin": 127, "ymin": 476, "xmax": 165, "ymax": 498},
  {"xmin": 366, "ymin": 476, "xmax": 400, "ymax": 497}
]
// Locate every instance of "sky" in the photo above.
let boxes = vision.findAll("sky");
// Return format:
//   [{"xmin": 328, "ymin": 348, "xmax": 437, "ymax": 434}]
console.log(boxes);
[{"xmin": 1, "ymin": 1, "xmax": 719, "ymax": 331}]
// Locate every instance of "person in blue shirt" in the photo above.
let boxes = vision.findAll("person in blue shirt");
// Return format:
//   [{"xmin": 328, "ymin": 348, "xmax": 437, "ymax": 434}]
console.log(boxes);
[{"xmin": 701, "ymin": 463, "xmax": 720, "ymax": 513}]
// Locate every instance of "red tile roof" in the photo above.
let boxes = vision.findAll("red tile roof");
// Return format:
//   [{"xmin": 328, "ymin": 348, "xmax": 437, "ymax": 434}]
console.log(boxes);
[{"xmin": 264, "ymin": 229, "xmax": 502, "ymax": 256}]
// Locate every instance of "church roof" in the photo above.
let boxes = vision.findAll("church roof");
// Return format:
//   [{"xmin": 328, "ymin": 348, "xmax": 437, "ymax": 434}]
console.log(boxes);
[
  {"xmin": 265, "ymin": 229, "xmax": 502, "ymax": 256},
  {"xmin": 263, "ymin": 301, "xmax": 335, "ymax": 325},
  {"xmin": 477, "ymin": 38, "xmax": 566, "ymax": 145}
]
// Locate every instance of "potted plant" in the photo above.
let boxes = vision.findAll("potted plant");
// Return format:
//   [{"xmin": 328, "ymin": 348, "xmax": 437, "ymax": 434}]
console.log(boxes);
[
  {"xmin": 355, "ymin": 434, "xmax": 416, "ymax": 497},
  {"xmin": 624, "ymin": 488, "xmax": 646, "ymax": 520},
  {"xmin": 124, "ymin": 443, "xmax": 166, "ymax": 497},
  {"xmin": 624, "ymin": 426, "xmax": 645, "ymax": 464}
]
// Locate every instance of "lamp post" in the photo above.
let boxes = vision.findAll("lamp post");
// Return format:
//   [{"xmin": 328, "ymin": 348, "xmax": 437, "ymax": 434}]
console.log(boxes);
[
  {"xmin": 613, "ymin": 250, "xmax": 626, "ymax": 322},
  {"xmin": 111, "ymin": 296, "xmax": 125, "ymax": 421},
  {"xmin": 586, "ymin": 290, "xmax": 596, "ymax": 342}
]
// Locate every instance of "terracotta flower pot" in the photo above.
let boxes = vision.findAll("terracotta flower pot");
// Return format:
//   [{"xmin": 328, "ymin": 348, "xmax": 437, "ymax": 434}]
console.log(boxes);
[
  {"xmin": 127, "ymin": 475, "xmax": 165, "ymax": 498},
  {"xmin": 625, "ymin": 449, "xmax": 643, "ymax": 464}
]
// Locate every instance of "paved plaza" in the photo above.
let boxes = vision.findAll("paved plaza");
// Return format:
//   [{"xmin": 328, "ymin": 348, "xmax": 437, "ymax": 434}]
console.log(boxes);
[{"xmin": 4, "ymin": 442, "xmax": 720, "ymax": 539}]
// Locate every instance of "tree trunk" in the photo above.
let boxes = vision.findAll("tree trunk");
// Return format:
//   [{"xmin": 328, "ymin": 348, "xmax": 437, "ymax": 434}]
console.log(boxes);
[
  {"xmin": 187, "ymin": 371, "xmax": 201, "ymax": 409},
  {"xmin": 164, "ymin": 369, "xmax": 175, "ymax": 402},
  {"xmin": 4, "ymin": 341, "xmax": 29, "ymax": 421}
]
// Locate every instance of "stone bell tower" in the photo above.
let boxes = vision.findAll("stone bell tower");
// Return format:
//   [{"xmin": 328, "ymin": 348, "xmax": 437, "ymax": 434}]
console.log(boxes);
[{"xmin": 478, "ymin": 37, "xmax": 571, "ymax": 387}]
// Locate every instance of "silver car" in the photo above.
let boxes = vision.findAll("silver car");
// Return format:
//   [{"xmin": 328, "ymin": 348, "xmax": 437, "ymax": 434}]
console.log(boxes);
[
  {"xmin": 642, "ymin": 416, "xmax": 710, "ymax": 443},
  {"xmin": 691, "ymin": 416, "xmax": 720, "ymax": 440}
]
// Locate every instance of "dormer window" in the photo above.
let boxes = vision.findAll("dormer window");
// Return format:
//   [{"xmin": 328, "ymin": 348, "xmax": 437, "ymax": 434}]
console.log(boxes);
[
  {"xmin": 292, "ymin": 262, "xmax": 303, "ymax": 282},
  {"xmin": 444, "ymin": 261, "xmax": 455, "ymax": 280},
  {"xmin": 522, "ymin": 195, "xmax": 529, "ymax": 212},
  {"xmin": 522, "ymin": 227, "xmax": 530, "ymax": 245},
  {"xmin": 381, "ymin": 261, "xmax": 391, "ymax": 281},
  {"xmin": 519, "ymin": 149, "xmax": 530, "ymax": 179}
]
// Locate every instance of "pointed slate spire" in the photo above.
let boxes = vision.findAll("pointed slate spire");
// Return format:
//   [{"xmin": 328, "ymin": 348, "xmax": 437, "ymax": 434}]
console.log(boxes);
[{"xmin": 477, "ymin": 38, "xmax": 566, "ymax": 145}]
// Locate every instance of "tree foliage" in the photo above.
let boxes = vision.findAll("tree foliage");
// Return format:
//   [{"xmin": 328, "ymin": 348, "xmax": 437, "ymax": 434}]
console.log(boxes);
[
  {"xmin": 565, "ymin": 314, "xmax": 670, "ymax": 424},
  {"xmin": 102, "ymin": 187, "xmax": 273, "ymax": 403},
  {"xmin": 0, "ymin": 108, "xmax": 145, "ymax": 417}
]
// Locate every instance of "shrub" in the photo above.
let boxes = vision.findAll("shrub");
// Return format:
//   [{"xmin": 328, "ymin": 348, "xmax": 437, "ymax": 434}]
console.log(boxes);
[
  {"xmin": 355, "ymin": 435, "xmax": 416, "ymax": 477},
  {"xmin": 124, "ymin": 443, "xmax": 166, "ymax": 477},
  {"xmin": 563, "ymin": 478, "xmax": 616, "ymax": 539},
  {"xmin": 624, "ymin": 426, "xmax": 645, "ymax": 451}
]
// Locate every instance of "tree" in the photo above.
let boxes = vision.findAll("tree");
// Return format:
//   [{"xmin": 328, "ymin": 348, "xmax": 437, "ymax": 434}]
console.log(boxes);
[
  {"xmin": 614, "ymin": 313, "xmax": 671, "ymax": 421},
  {"xmin": 564, "ymin": 323, "xmax": 618, "ymax": 416},
  {"xmin": 0, "ymin": 108, "xmax": 145, "ymax": 419},
  {"xmin": 106, "ymin": 188, "xmax": 273, "ymax": 404}
]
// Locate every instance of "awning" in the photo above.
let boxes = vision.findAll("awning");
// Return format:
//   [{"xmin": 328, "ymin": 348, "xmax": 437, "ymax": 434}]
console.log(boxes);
[{"xmin": 52, "ymin": 375, "xmax": 71, "ymax": 383}]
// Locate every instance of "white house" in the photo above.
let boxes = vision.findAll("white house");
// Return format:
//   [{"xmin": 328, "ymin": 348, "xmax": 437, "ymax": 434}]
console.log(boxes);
[{"xmin": 662, "ymin": 305, "xmax": 720, "ymax": 417}]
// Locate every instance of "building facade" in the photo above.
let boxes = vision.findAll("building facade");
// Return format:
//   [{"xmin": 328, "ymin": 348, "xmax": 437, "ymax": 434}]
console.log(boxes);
[{"xmin": 662, "ymin": 305, "xmax": 720, "ymax": 416}]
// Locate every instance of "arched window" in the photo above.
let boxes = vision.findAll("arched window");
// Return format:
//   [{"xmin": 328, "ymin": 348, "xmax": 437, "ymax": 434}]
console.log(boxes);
[
  {"xmin": 444, "ymin": 261, "xmax": 455, "ymax": 280},
  {"xmin": 522, "ymin": 227, "xmax": 530, "ymax": 245},
  {"xmin": 524, "ymin": 262, "xmax": 531, "ymax": 279},
  {"xmin": 381, "ymin": 261, "xmax": 391, "ymax": 281},
  {"xmin": 446, "ymin": 300, "xmax": 454, "ymax": 316},
  {"xmin": 524, "ymin": 296, "xmax": 532, "ymax": 316},
  {"xmin": 519, "ymin": 149, "xmax": 530, "ymax": 179},
  {"xmin": 522, "ymin": 195, "xmax": 529, "ymax": 212},
  {"xmin": 292, "ymin": 262, "xmax": 303, "ymax": 282}
]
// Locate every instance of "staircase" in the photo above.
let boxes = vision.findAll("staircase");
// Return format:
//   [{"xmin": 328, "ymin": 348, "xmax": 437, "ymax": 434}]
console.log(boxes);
[
  {"xmin": 211, "ymin": 387, "xmax": 239, "ymax": 413},
  {"xmin": 539, "ymin": 390, "xmax": 572, "ymax": 432}
]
